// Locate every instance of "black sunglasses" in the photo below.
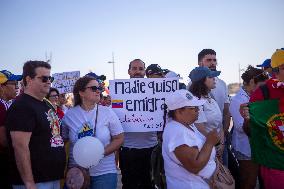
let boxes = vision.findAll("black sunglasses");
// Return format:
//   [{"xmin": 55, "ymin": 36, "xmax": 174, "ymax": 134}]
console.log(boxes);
[
  {"xmin": 205, "ymin": 58, "xmax": 217, "ymax": 62},
  {"xmin": 37, "ymin": 76, "xmax": 54, "ymax": 83},
  {"xmin": 85, "ymin": 86, "xmax": 103, "ymax": 92}
]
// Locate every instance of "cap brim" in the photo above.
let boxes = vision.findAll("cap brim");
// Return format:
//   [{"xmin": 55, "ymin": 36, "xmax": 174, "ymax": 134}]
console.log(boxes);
[
  {"xmin": 209, "ymin": 71, "xmax": 221, "ymax": 78},
  {"xmin": 8, "ymin": 75, "xmax": 22, "ymax": 81},
  {"xmin": 257, "ymin": 63, "xmax": 270, "ymax": 68},
  {"xmin": 186, "ymin": 98, "xmax": 206, "ymax": 107}
]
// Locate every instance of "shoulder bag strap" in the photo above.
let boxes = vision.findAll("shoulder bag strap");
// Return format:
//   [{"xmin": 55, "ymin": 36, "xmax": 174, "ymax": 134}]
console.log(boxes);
[{"xmin": 93, "ymin": 105, "xmax": 99, "ymax": 137}]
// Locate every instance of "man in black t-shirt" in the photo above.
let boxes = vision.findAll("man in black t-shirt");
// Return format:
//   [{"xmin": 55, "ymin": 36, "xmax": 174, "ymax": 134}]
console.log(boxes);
[{"xmin": 6, "ymin": 61, "xmax": 66, "ymax": 189}]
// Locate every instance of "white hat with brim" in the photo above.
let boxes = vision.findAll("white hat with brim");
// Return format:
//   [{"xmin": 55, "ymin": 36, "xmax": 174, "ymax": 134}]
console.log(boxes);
[{"xmin": 166, "ymin": 89, "xmax": 206, "ymax": 110}]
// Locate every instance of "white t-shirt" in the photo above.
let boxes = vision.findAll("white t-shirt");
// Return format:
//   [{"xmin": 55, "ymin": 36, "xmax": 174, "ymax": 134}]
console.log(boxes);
[
  {"xmin": 162, "ymin": 120, "xmax": 216, "ymax": 189},
  {"xmin": 210, "ymin": 77, "xmax": 230, "ymax": 114},
  {"xmin": 196, "ymin": 97, "xmax": 223, "ymax": 132},
  {"xmin": 229, "ymin": 87, "xmax": 251, "ymax": 157},
  {"xmin": 194, "ymin": 106, "xmax": 207, "ymax": 124},
  {"xmin": 62, "ymin": 105, "xmax": 124, "ymax": 176},
  {"xmin": 123, "ymin": 131, "xmax": 157, "ymax": 148}
]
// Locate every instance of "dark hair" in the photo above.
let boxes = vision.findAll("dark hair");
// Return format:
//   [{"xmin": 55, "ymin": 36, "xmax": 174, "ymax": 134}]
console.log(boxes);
[
  {"xmin": 241, "ymin": 65, "xmax": 268, "ymax": 85},
  {"xmin": 168, "ymin": 110, "xmax": 176, "ymax": 119},
  {"xmin": 167, "ymin": 107, "xmax": 185, "ymax": 120},
  {"xmin": 198, "ymin": 49, "xmax": 216, "ymax": 62},
  {"xmin": 46, "ymin": 87, "xmax": 59, "ymax": 99},
  {"xmin": 189, "ymin": 77, "xmax": 209, "ymax": 99},
  {"xmin": 23, "ymin": 61, "xmax": 51, "ymax": 86},
  {"xmin": 73, "ymin": 76, "xmax": 96, "ymax": 106},
  {"xmin": 128, "ymin": 59, "xmax": 146, "ymax": 70}
]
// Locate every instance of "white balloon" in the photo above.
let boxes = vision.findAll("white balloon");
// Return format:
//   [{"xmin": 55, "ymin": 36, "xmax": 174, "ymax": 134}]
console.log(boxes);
[{"xmin": 73, "ymin": 136, "xmax": 105, "ymax": 168}]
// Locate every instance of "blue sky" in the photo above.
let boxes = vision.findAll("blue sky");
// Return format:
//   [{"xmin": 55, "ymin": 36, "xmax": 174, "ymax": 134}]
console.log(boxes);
[{"xmin": 1, "ymin": 0, "xmax": 283, "ymax": 84}]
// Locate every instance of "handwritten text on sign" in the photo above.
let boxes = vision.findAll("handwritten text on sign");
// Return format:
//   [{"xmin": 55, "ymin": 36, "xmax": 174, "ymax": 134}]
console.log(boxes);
[
  {"xmin": 52, "ymin": 71, "xmax": 80, "ymax": 94},
  {"xmin": 109, "ymin": 78, "xmax": 179, "ymax": 132}
]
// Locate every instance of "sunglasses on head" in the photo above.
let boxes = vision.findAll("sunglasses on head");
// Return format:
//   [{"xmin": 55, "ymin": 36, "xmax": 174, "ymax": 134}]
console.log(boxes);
[
  {"xmin": 37, "ymin": 76, "xmax": 54, "ymax": 83},
  {"xmin": 85, "ymin": 85, "xmax": 103, "ymax": 92}
]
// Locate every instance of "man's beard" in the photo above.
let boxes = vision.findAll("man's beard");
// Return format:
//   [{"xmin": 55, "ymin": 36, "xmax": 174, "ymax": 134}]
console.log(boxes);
[
  {"xmin": 131, "ymin": 74, "xmax": 144, "ymax": 78},
  {"xmin": 209, "ymin": 66, "xmax": 217, "ymax": 71}
]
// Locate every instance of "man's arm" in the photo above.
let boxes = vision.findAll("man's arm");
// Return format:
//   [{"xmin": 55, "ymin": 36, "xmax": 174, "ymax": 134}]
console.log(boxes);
[
  {"xmin": 223, "ymin": 103, "xmax": 231, "ymax": 136},
  {"xmin": 10, "ymin": 131, "xmax": 36, "ymax": 189}
]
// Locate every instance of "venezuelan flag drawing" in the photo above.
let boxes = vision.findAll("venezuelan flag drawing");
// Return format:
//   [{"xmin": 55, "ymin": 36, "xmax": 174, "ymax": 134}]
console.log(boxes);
[{"xmin": 112, "ymin": 99, "xmax": 123, "ymax": 108}]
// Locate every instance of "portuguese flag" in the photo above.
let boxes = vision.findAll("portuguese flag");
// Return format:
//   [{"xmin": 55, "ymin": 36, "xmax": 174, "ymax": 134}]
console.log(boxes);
[{"xmin": 249, "ymin": 98, "xmax": 284, "ymax": 170}]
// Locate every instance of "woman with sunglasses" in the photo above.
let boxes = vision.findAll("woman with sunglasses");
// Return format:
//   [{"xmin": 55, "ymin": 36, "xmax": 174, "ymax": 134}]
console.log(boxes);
[
  {"xmin": 163, "ymin": 89, "xmax": 220, "ymax": 189},
  {"xmin": 188, "ymin": 67, "xmax": 224, "ymax": 162},
  {"xmin": 46, "ymin": 87, "xmax": 64, "ymax": 119},
  {"xmin": 229, "ymin": 66, "xmax": 268, "ymax": 189},
  {"xmin": 62, "ymin": 76, "xmax": 124, "ymax": 189}
]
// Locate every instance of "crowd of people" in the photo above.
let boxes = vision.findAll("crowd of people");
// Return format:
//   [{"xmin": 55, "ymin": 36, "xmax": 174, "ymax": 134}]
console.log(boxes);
[{"xmin": 0, "ymin": 48, "xmax": 283, "ymax": 189}]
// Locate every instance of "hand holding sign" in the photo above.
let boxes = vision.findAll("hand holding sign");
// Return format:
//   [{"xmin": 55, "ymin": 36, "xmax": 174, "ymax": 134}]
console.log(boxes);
[{"xmin": 73, "ymin": 136, "xmax": 104, "ymax": 168}]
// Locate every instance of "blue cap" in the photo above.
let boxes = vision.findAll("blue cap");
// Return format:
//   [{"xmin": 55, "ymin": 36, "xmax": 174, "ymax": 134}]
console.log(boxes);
[
  {"xmin": 256, "ymin": 59, "xmax": 271, "ymax": 68},
  {"xmin": 85, "ymin": 72, "xmax": 106, "ymax": 81},
  {"xmin": 0, "ymin": 70, "xmax": 22, "ymax": 84},
  {"xmin": 189, "ymin": 67, "xmax": 221, "ymax": 82}
]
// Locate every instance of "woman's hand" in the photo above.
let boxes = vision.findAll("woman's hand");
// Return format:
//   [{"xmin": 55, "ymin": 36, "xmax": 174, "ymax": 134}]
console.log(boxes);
[
  {"xmin": 206, "ymin": 129, "xmax": 220, "ymax": 146},
  {"xmin": 240, "ymin": 103, "xmax": 250, "ymax": 120}
]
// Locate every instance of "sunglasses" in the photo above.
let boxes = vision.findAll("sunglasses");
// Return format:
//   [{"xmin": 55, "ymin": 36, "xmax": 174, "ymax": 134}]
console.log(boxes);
[
  {"xmin": 85, "ymin": 86, "xmax": 103, "ymax": 92},
  {"xmin": 4, "ymin": 81, "xmax": 18, "ymax": 86},
  {"xmin": 49, "ymin": 94, "xmax": 59, "ymax": 98},
  {"xmin": 205, "ymin": 58, "xmax": 217, "ymax": 62},
  {"xmin": 37, "ymin": 76, "xmax": 54, "ymax": 83}
]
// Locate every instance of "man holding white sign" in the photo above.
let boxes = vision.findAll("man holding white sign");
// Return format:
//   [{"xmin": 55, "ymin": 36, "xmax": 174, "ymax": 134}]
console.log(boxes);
[{"xmin": 110, "ymin": 59, "xmax": 178, "ymax": 189}]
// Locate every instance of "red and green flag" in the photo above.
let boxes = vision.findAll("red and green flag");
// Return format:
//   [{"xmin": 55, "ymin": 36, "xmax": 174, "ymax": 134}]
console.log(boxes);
[{"xmin": 249, "ymin": 98, "xmax": 284, "ymax": 170}]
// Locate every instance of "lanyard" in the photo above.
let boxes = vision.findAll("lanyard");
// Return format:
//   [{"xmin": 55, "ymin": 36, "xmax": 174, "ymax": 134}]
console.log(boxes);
[{"xmin": 93, "ymin": 105, "xmax": 99, "ymax": 137}]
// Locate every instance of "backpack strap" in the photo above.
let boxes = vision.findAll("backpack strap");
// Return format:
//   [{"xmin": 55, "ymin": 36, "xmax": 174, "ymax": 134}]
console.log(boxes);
[{"xmin": 259, "ymin": 84, "xmax": 270, "ymax": 100}]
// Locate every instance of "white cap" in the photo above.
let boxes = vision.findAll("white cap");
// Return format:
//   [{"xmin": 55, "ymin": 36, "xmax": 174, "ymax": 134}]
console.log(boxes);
[
  {"xmin": 165, "ymin": 71, "xmax": 183, "ymax": 79},
  {"xmin": 166, "ymin": 89, "xmax": 206, "ymax": 110}
]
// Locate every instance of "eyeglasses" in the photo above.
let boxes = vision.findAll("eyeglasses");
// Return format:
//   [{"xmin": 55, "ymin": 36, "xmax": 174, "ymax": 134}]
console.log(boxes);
[
  {"xmin": 49, "ymin": 94, "xmax": 59, "ymax": 98},
  {"xmin": 85, "ymin": 86, "xmax": 103, "ymax": 92},
  {"xmin": 185, "ymin": 106, "xmax": 199, "ymax": 112},
  {"xmin": 205, "ymin": 58, "xmax": 217, "ymax": 62},
  {"xmin": 4, "ymin": 81, "xmax": 18, "ymax": 86},
  {"xmin": 37, "ymin": 76, "xmax": 54, "ymax": 83}
]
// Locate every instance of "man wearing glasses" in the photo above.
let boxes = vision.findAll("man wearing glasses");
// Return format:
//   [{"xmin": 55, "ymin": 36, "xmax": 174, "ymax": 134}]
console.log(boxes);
[
  {"xmin": 197, "ymin": 49, "xmax": 231, "ymax": 166},
  {"xmin": 0, "ymin": 70, "xmax": 22, "ymax": 189},
  {"xmin": 6, "ymin": 61, "xmax": 66, "ymax": 189}
]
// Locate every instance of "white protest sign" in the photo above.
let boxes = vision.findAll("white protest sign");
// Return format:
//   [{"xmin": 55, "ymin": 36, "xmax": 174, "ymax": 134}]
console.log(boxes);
[
  {"xmin": 52, "ymin": 71, "xmax": 80, "ymax": 94},
  {"xmin": 109, "ymin": 78, "xmax": 179, "ymax": 132}
]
